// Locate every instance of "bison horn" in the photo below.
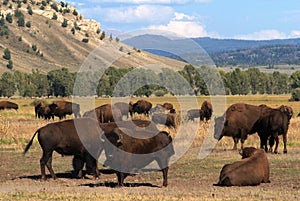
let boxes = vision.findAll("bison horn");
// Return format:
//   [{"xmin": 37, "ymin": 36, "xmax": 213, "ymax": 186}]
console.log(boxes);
[{"xmin": 239, "ymin": 150, "xmax": 243, "ymax": 156}]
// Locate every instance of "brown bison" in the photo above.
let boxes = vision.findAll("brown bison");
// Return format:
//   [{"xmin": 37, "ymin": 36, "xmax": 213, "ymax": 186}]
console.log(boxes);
[
  {"xmin": 130, "ymin": 100, "xmax": 152, "ymax": 117},
  {"xmin": 215, "ymin": 147, "xmax": 270, "ymax": 186},
  {"xmin": 152, "ymin": 113, "xmax": 176, "ymax": 129},
  {"xmin": 150, "ymin": 104, "xmax": 166, "ymax": 114},
  {"xmin": 102, "ymin": 127, "xmax": 174, "ymax": 187},
  {"xmin": 113, "ymin": 102, "xmax": 132, "ymax": 119},
  {"xmin": 0, "ymin": 101, "xmax": 18, "ymax": 111},
  {"xmin": 214, "ymin": 103, "xmax": 263, "ymax": 150},
  {"xmin": 48, "ymin": 101, "xmax": 81, "ymax": 120},
  {"xmin": 187, "ymin": 109, "xmax": 203, "ymax": 121},
  {"xmin": 23, "ymin": 118, "xmax": 103, "ymax": 180},
  {"xmin": 83, "ymin": 104, "xmax": 122, "ymax": 123},
  {"xmin": 34, "ymin": 101, "xmax": 54, "ymax": 120},
  {"xmin": 162, "ymin": 103, "xmax": 174, "ymax": 110},
  {"xmin": 256, "ymin": 105, "xmax": 293, "ymax": 154},
  {"xmin": 200, "ymin": 101, "xmax": 213, "ymax": 121}
]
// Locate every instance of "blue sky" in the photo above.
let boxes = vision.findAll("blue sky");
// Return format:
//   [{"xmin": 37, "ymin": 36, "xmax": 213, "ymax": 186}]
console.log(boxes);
[{"xmin": 68, "ymin": 0, "xmax": 300, "ymax": 40}]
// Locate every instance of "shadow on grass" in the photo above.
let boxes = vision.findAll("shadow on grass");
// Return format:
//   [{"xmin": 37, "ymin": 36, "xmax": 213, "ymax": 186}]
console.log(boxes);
[
  {"xmin": 16, "ymin": 168, "xmax": 116, "ymax": 181},
  {"xmin": 80, "ymin": 181, "xmax": 160, "ymax": 188}
]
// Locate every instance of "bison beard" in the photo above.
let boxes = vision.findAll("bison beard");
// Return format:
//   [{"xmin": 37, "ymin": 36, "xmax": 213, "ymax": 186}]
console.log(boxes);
[
  {"xmin": 23, "ymin": 118, "xmax": 103, "ymax": 180},
  {"xmin": 214, "ymin": 147, "xmax": 270, "ymax": 186},
  {"xmin": 102, "ymin": 127, "xmax": 174, "ymax": 187}
]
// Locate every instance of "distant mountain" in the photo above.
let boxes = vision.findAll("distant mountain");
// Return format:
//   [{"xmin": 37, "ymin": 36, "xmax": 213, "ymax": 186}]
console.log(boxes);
[
  {"xmin": 192, "ymin": 37, "xmax": 300, "ymax": 53},
  {"xmin": 124, "ymin": 34, "xmax": 300, "ymax": 67}
]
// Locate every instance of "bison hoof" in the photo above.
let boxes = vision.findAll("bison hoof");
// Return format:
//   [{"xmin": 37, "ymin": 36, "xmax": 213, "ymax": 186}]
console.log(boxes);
[{"xmin": 284, "ymin": 150, "xmax": 287, "ymax": 154}]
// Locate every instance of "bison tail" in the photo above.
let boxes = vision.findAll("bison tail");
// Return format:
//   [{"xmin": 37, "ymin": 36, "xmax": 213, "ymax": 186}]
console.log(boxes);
[{"xmin": 23, "ymin": 130, "xmax": 39, "ymax": 155}]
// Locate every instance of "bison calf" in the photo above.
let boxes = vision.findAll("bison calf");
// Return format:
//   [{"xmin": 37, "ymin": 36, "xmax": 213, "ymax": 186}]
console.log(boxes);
[
  {"xmin": 215, "ymin": 147, "xmax": 270, "ymax": 186},
  {"xmin": 23, "ymin": 118, "xmax": 103, "ymax": 180}
]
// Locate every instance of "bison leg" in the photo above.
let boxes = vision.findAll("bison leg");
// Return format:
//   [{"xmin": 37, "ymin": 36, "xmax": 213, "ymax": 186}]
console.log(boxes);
[
  {"xmin": 232, "ymin": 137, "xmax": 238, "ymax": 150},
  {"xmin": 72, "ymin": 155, "xmax": 84, "ymax": 178},
  {"xmin": 162, "ymin": 167, "xmax": 169, "ymax": 187},
  {"xmin": 283, "ymin": 134, "xmax": 287, "ymax": 154},
  {"xmin": 40, "ymin": 151, "xmax": 56, "ymax": 180},
  {"xmin": 273, "ymin": 133, "xmax": 280, "ymax": 154},
  {"xmin": 116, "ymin": 172, "xmax": 128, "ymax": 187},
  {"xmin": 268, "ymin": 135, "xmax": 275, "ymax": 153}
]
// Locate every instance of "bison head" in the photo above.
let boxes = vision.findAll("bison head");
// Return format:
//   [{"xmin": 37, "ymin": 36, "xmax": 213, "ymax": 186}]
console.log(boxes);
[
  {"xmin": 213, "ymin": 116, "xmax": 225, "ymax": 140},
  {"xmin": 239, "ymin": 147, "xmax": 258, "ymax": 159}
]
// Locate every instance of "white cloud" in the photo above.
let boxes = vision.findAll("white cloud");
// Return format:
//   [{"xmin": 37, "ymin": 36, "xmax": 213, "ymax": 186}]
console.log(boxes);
[
  {"xmin": 234, "ymin": 30, "xmax": 287, "ymax": 40},
  {"xmin": 105, "ymin": 5, "xmax": 174, "ymax": 24},
  {"xmin": 149, "ymin": 20, "xmax": 209, "ymax": 38},
  {"xmin": 289, "ymin": 30, "xmax": 300, "ymax": 38}
]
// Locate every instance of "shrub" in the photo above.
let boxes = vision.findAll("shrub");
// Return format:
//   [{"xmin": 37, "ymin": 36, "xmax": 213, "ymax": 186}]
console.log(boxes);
[
  {"xmin": 17, "ymin": 16, "xmax": 25, "ymax": 27},
  {"xmin": 3, "ymin": 48, "xmax": 11, "ymax": 60},
  {"xmin": 82, "ymin": 38, "xmax": 89, "ymax": 43},
  {"xmin": 7, "ymin": 60, "xmax": 13, "ymax": 69},
  {"xmin": 61, "ymin": 19, "xmax": 68, "ymax": 27},
  {"xmin": 32, "ymin": 44, "xmax": 37, "ymax": 52},
  {"xmin": 52, "ymin": 13, "xmax": 57, "ymax": 20},
  {"xmin": 289, "ymin": 88, "xmax": 300, "ymax": 101},
  {"xmin": 5, "ymin": 13, "xmax": 13, "ymax": 23},
  {"xmin": 25, "ymin": 21, "xmax": 31, "ymax": 28}
]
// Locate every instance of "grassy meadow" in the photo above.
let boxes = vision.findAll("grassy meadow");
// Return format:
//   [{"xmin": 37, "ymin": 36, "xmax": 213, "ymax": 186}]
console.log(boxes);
[{"xmin": 0, "ymin": 95, "xmax": 299, "ymax": 200}]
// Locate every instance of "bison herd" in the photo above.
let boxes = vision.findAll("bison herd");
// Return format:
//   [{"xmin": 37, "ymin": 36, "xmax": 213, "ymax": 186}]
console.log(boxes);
[{"xmin": 0, "ymin": 98, "xmax": 296, "ymax": 187}]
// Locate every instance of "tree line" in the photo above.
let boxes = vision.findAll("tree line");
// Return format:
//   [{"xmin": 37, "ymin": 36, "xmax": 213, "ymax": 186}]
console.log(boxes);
[{"xmin": 0, "ymin": 66, "xmax": 299, "ymax": 98}]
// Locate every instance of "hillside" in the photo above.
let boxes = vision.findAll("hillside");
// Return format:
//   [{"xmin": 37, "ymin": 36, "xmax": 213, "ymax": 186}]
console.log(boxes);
[
  {"xmin": 124, "ymin": 34, "xmax": 300, "ymax": 69},
  {"xmin": 0, "ymin": 0, "xmax": 186, "ymax": 75}
]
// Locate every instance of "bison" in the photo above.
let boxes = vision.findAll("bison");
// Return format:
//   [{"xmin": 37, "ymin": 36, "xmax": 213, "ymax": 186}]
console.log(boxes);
[
  {"xmin": 187, "ymin": 109, "xmax": 203, "ymax": 122},
  {"xmin": 214, "ymin": 147, "xmax": 270, "ymax": 186},
  {"xmin": 214, "ymin": 103, "xmax": 263, "ymax": 150},
  {"xmin": 162, "ymin": 103, "xmax": 174, "ymax": 110},
  {"xmin": 83, "ymin": 104, "xmax": 122, "ymax": 123},
  {"xmin": 34, "ymin": 101, "xmax": 54, "ymax": 120},
  {"xmin": 23, "ymin": 118, "xmax": 103, "ymax": 180},
  {"xmin": 48, "ymin": 101, "xmax": 81, "ymax": 120},
  {"xmin": 102, "ymin": 127, "xmax": 174, "ymax": 187},
  {"xmin": 256, "ymin": 105, "xmax": 293, "ymax": 154},
  {"xmin": 130, "ymin": 100, "xmax": 152, "ymax": 117},
  {"xmin": 0, "ymin": 101, "xmax": 18, "ymax": 111},
  {"xmin": 152, "ymin": 113, "xmax": 176, "ymax": 129},
  {"xmin": 113, "ymin": 102, "xmax": 132, "ymax": 119},
  {"xmin": 200, "ymin": 100, "xmax": 213, "ymax": 122}
]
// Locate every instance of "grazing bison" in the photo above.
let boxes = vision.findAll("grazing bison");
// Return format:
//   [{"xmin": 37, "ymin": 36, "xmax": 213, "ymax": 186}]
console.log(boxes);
[
  {"xmin": 187, "ymin": 109, "xmax": 203, "ymax": 121},
  {"xmin": 256, "ymin": 105, "xmax": 293, "ymax": 154},
  {"xmin": 23, "ymin": 118, "xmax": 103, "ymax": 180},
  {"xmin": 214, "ymin": 103, "xmax": 263, "ymax": 150},
  {"xmin": 83, "ymin": 104, "xmax": 122, "ymax": 123},
  {"xmin": 130, "ymin": 100, "xmax": 152, "ymax": 117},
  {"xmin": 200, "ymin": 101, "xmax": 213, "ymax": 122},
  {"xmin": 49, "ymin": 101, "xmax": 81, "ymax": 120},
  {"xmin": 215, "ymin": 147, "xmax": 270, "ymax": 186},
  {"xmin": 0, "ymin": 101, "xmax": 18, "ymax": 111},
  {"xmin": 113, "ymin": 102, "xmax": 132, "ymax": 119},
  {"xmin": 152, "ymin": 113, "xmax": 176, "ymax": 129},
  {"xmin": 102, "ymin": 127, "xmax": 174, "ymax": 187}
]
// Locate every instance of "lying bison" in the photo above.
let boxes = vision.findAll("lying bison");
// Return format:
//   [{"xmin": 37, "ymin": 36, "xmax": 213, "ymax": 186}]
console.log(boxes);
[
  {"xmin": 23, "ymin": 118, "xmax": 103, "ymax": 180},
  {"xmin": 83, "ymin": 104, "xmax": 122, "ymax": 123},
  {"xmin": 0, "ymin": 101, "xmax": 18, "ymax": 111},
  {"xmin": 214, "ymin": 147, "xmax": 270, "ymax": 186},
  {"xmin": 48, "ymin": 101, "xmax": 81, "ymax": 120},
  {"xmin": 102, "ymin": 127, "xmax": 174, "ymax": 187}
]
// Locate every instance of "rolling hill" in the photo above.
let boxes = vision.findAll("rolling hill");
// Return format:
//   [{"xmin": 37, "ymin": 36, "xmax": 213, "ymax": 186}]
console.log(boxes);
[{"xmin": 0, "ymin": 0, "xmax": 186, "ymax": 75}]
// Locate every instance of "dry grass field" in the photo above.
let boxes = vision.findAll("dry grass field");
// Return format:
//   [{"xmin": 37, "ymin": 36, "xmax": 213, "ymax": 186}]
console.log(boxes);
[{"xmin": 0, "ymin": 95, "xmax": 299, "ymax": 200}]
